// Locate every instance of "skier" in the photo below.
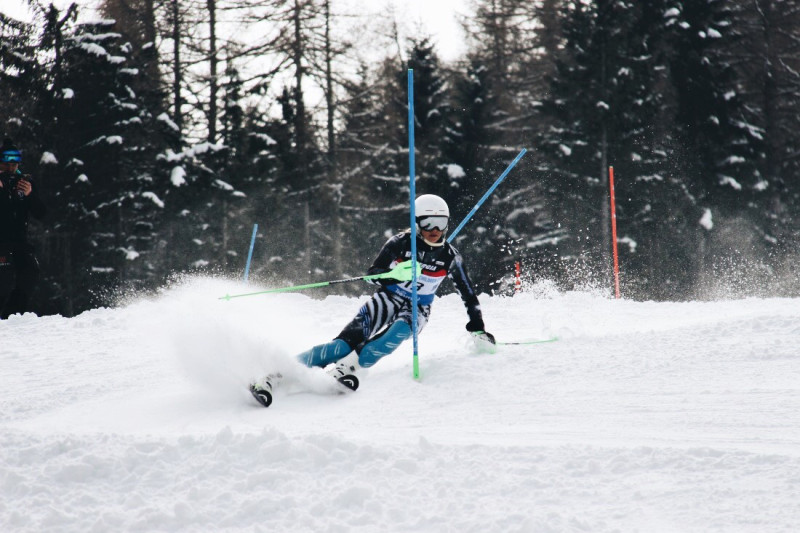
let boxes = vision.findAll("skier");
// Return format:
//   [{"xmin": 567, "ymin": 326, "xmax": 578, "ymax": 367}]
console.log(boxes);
[{"xmin": 250, "ymin": 194, "xmax": 495, "ymax": 407}]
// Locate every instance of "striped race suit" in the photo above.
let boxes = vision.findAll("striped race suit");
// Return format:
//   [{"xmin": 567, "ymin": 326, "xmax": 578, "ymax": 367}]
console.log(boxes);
[{"xmin": 335, "ymin": 231, "xmax": 485, "ymax": 354}]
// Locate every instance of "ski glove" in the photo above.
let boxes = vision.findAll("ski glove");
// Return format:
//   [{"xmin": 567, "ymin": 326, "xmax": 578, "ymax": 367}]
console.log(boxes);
[
  {"xmin": 472, "ymin": 331, "xmax": 496, "ymax": 344},
  {"xmin": 381, "ymin": 261, "xmax": 422, "ymax": 282},
  {"xmin": 466, "ymin": 319, "xmax": 496, "ymax": 345}
]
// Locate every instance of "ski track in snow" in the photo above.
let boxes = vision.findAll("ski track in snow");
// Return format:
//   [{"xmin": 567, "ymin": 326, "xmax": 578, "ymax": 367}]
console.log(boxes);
[{"xmin": 2, "ymin": 277, "xmax": 800, "ymax": 532}]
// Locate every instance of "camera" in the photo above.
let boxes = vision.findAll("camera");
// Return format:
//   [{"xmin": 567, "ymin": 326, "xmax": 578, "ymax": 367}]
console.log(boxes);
[{"xmin": 0, "ymin": 172, "xmax": 28, "ymax": 199}]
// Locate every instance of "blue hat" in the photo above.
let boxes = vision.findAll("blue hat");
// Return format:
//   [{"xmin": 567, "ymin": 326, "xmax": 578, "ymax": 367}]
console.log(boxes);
[{"xmin": 1, "ymin": 139, "xmax": 21, "ymax": 163}]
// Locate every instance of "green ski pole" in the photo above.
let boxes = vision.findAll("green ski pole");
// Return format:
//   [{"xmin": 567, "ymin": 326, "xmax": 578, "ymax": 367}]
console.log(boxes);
[
  {"xmin": 219, "ymin": 262, "xmax": 421, "ymax": 301},
  {"xmin": 470, "ymin": 332, "xmax": 559, "ymax": 346},
  {"xmin": 497, "ymin": 337, "xmax": 559, "ymax": 346}
]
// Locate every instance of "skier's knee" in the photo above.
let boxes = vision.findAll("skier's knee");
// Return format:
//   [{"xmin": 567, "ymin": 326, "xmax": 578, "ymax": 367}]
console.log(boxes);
[
  {"xmin": 296, "ymin": 338, "xmax": 352, "ymax": 367},
  {"xmin": 358, "ymin": 321, "xmax": 412, "ymax": 368}
]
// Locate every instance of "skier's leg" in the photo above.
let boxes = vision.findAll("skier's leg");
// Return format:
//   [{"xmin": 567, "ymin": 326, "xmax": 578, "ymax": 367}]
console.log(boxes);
[
  {"xmin": 357, "ymin": 303, "xmax": 430, "ymax": 367},
  {"xmin": 0, "ymin": 267, "xmax": 15, "ymax": 320},
  {"xmin": 358, "ymin": 303, "xmax": 431, "ymax": 368},
  {"xmin": 357, "ymin": 320, "xmax": 412, "ymax": 368},
  {"xmin": 251, "ymin": 293, "xmax": 401, "ymax": 406},
  {"xmin": 296, "ymin": 338, "xmax": 352, "ymax": 368},
  {"xmin": 3, "ymin": 250, "xmax": 39, "ymax": 318},
  {"xmin": 297, "ymin": 291, "xmax": 403, "ymax": 368}
]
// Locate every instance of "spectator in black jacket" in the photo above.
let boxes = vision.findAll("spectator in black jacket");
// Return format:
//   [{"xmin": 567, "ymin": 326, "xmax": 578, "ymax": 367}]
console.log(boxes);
[{"xmin": 0, "ymin": 139, "xmax": 47, "ymax": 318}]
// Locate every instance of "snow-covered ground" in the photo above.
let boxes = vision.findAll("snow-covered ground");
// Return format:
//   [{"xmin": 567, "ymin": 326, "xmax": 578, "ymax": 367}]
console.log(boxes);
[{"xmin": 2, "ymin": 277, "xmax": 800, "ymax": 532}]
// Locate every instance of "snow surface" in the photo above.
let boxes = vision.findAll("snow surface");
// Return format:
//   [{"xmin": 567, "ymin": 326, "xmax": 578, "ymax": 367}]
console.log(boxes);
[{"xmin": 2, "ymin": 277, "xmax": 800, "ymax": 532}]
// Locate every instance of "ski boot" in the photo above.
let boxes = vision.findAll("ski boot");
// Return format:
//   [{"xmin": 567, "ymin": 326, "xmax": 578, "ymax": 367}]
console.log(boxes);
[
  {"xmin": 249, "ymin": 373, "xmax": 283, "ymax": 408},
  {"xmin": 326, "ymin": 353, "xmax": 360, "ymax": 392}
]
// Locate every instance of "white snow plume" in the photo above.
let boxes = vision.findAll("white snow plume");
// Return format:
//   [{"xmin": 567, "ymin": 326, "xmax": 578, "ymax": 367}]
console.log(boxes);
[{"xmin": 133, "ymin": 277, "xmax": 360, "ymax": 403}]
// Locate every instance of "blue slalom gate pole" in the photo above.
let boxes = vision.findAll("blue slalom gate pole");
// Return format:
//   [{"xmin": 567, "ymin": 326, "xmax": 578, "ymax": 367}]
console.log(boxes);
[
  {"xmin": 447, "ymin": 148, "xmax": 527, "ymax": 242},
  {"xmin": 243, "ymin": 223, "xmax": 258, "ymax": 283},
  {"xmin": 408, "ymin": 69, "xmax": 420, "ymax": 380}
]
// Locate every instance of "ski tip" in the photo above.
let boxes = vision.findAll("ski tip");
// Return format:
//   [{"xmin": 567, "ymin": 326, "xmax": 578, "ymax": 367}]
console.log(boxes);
[
  {"xmin": 249, "ymin": 384, "xmax": 273, "ymax": 408},
  {"xmin": 337, "ymin": 374, "xmax": 359, "ymax": 392}
]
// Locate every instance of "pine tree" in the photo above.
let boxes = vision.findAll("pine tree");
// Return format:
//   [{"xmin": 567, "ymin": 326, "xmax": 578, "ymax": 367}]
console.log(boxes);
[
  {"xmin": 734, "ymin": 0, "xmax": 800, "ymax": 287},
  {"xmin": 333, "ymin": 62, "xmax": 401, "ymax": 273},
  {"xmin": 41, "ymin": 18, "xmax": 170, "ymax": 310},
  {"xmin": 537, "ymin": 0, "xmax": 697, "ymax": 295},
  {"xmin": 0, "ymin": 10, "xmax": 43, "ymax": 140},
  {"xmin": 456, "ymin": 0, "xmax": 562, "ymax": 291},
  {"xmin": 444, "ymin": 57, "xmax": 519, "ymax": 289},
  {"xmin": 664, "ymin": 0, "xmax": 765, "ymax": 295}
]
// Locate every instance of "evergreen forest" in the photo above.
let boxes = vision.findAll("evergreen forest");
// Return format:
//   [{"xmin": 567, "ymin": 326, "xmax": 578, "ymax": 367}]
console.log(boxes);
[{"xmin": 2, "ymin": 0, "xmax": 800, "ymax": 317}]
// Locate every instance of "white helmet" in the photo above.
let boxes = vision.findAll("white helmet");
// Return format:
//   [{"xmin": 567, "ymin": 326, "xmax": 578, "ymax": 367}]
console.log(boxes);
[
  {"xmin": 415, "ymin": 194, "xmax": 449, "ymax": 218},
  {"xmin": 414, "ymin": 194, "xmax": 449, "ymax": 246}
]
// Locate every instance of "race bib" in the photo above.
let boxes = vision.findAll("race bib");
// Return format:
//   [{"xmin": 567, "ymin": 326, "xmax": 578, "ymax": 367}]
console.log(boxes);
[{"xmin": 386, "ymin": 258, "xmax": 447, "ymax": 304}]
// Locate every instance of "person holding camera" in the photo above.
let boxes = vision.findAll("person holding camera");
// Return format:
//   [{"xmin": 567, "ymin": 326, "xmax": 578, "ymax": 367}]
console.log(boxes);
[{"xmin": 0, "ymin": 138, "xmax": 47, "ymax": 319}]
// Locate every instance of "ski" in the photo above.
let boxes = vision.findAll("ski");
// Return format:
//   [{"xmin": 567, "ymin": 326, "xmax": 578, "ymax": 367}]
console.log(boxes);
[
  {"xmin": 249, "ymin": 382, "xmax": 273, "ymax": 408},
  {"xmin": 248, "ymin": 372, "xmax": 359, "ymax": 408},
  {"xmin": 337, "ymin": 374, "xmax": 359, "ymax": 392}
]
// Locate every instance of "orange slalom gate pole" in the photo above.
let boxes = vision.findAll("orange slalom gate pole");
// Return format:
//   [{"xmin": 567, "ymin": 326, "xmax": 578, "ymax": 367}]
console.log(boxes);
[
  {"xmin": 514, "ymin": 261, "xmax": 522, "ymax": 293},
  {"xmin": 609, "ymin": 166, "xmax": 621, "ymax": 299}
]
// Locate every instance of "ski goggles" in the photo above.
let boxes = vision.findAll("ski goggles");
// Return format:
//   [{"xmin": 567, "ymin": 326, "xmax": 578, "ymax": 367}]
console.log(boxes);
[
  {"xmin": 417, "ymin": 216, "xmax": 449, "ymax": 231},
  {"xmin": 1, "ymin": 151, "xmax": 21, "ymax": 163}
]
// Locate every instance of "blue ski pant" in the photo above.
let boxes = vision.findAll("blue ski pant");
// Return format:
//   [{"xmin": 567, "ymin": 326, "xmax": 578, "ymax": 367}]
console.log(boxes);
[{"xmin": 297, "ymin": 290, "xmax": 430, "ymax": 369}]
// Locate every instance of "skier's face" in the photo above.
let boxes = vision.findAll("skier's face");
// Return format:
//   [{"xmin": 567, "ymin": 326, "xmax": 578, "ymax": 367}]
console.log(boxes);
[{"xmin": 420, "ymin": 227, "xmax": 443, "ymax": 243}]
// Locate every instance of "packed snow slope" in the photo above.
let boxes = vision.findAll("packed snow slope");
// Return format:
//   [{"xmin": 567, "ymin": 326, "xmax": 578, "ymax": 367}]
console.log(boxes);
[{"xmin": 2, "ymin": 277, "xmax": 800, "ymax": 532}]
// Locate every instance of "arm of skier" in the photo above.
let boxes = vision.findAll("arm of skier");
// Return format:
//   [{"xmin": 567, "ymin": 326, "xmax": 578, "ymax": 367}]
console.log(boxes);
[
  {"xmin": 449, "ymin": 250, "xmax": 495, "ymax": 344},
  {"xmin": 366, "ymin": 233, "xmax": 407, "ymax": 287}
]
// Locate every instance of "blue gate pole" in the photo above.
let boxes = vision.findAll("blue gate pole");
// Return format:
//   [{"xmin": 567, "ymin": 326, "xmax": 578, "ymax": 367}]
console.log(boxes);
[
  {"xmin": 243, "ymin": 223, "xmax": 258, "ymax": 283},
  {"xmin": 408, "ymin": 69, "xmax": 420, "ymax": 380},
  {"xmin": 447, "ymin": 148, "xmax": 527, "ymax": 242}
]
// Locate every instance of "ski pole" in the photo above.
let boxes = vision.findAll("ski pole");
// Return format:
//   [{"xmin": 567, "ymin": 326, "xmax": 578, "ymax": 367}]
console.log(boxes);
[
  {"xmin": 447, "ymin": 148, "xmax": 527, "ymax": 242},
  {"xmin": 496, "ymin": 337, "xmax": 558, "ymax": 346},
  {"xmin": 219, "ymin": 262, "xmax": 421, "ymax": 301}
]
